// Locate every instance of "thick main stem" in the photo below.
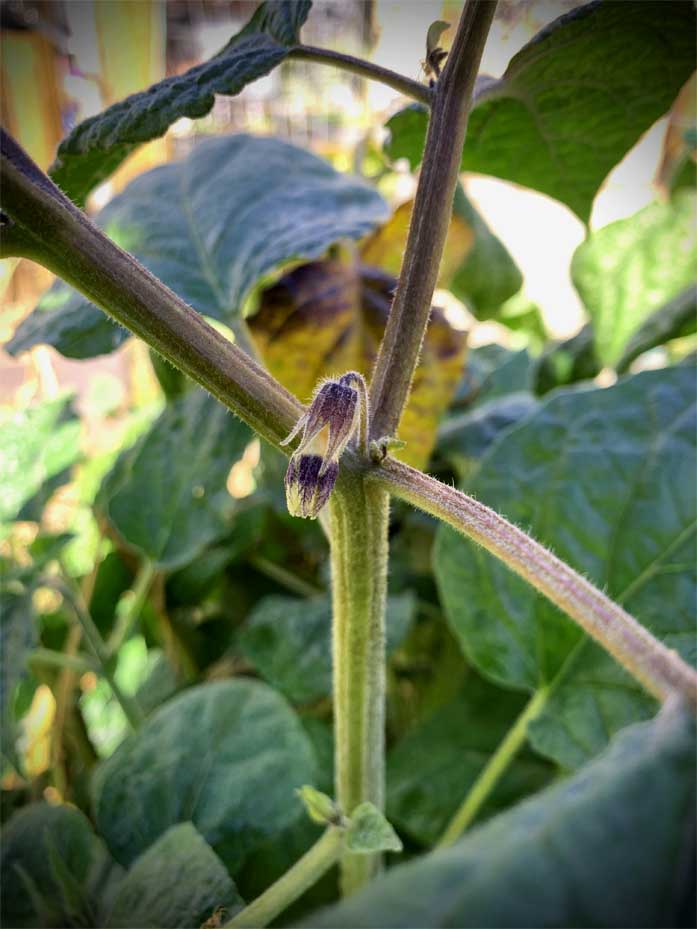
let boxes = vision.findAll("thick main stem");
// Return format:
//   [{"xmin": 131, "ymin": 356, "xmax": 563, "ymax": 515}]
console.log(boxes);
[
  {"xmin": 373, "ymin": 459, "xmax": 697, "ymax": 709},
  {"xmin": 0, "ymin": 130, "xmax": 301, "ymax": 450},
  {"xmin": 330, "ymin": 477, "xmax": 390, "ymax": 895},
  {"xmin": 369, "ymin": 0, "xmax": 497, "ymax": 440}
]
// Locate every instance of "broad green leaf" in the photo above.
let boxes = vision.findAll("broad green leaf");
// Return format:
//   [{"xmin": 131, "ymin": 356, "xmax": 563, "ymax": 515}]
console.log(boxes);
[
  {"xmin": 572, "ymin": 193, "xmax": 697, "ymax": 367},
  {"xmin": 344, "ymin": 804, "xmax": 402, "ymax": 855},
  {"xmin": 616, "ymin": 286, "xmax": 697, "ymax": 374},
  {"xmin": 452, "ymin": 345, "xmax": 534, "ymax": 409},
  {"xmin": 99, "ymin": 389, "xmax": 250, "ymax": 570},
  {"xmin": 437, "ymin": 393, "xmax": 538, "ymax": 482},
  {"xmin": 534, "ymin": 323, "xmax": 600, "ymax": 395},
  {"xmin": 308, "ymin": 706, "xmax": 696, "ymax": 928},
  {"xmin": 8, "ymin": 134, "xmax": 388, "ymax": 360},
  {"xmin": 50, "ymin": 1, "xmax": 312, "ymax": 205},
  {"xmin": 0, "ymin": 395, "xmax": 81, "ymax": 525},
  {"xmin": 248, "ymin": 260, "xmax": 466, "ymax": 468},
  {"xmin": 434, "ymin": 367, "xmax": 695, "ymax": 763},
  {"xmin": 92, "ymin": 679, "xmax": 315, "ymax": 871},
  {"xmin": 106, "ymin": 823, "xmax": 242, "ymax": 929},
  {"xmin": 239, "ymin": 593, "xmax": 415, "ymax": 704},
  {"xmin": 1, "ymin": 803, "xmax": 96, "ymax": 929},
  {"xmin": 386, "ymin": 675, "xmax": 551, "ymax": 846},
  {"xmin": 450, "ymin": 187, "xmax": 522, "ymax": 317},
  {"xmin": 385, "ymin": 3, "xmax": 697, "ymax": 222}
]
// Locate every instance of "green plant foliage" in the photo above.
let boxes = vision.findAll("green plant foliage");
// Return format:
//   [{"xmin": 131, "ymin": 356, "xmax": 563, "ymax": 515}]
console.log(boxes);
[
  {"xmin": 308, "ymin": 706, "xmax": 696, "ymax": 928},
  {"xmin": 105, "ymin": 823, "xmax": 243, "ymax": 928},
  {"xmin": 572, "ymin": 192, "xmax": 697, "ymax": 366},
  {"xmin": 386, "ymin": 675, "xmax": 551, "ymax": 846},
  {"xmin": 343, "ymin": 804, "xmax": 402, "ymax": 855},
  {"xmin": 99, "ymin": 389, "xmax": 251, "ymax": 570},
  {"xmin": 385, "ymin": 3, "xmax": 697, "ymax": 222},
  {"xmin": 92, "ymin": 679, "xmax": 315, "ymax": 871},
  {"xmin": 239, "ymin": 593, "xmax": 415, "ymax": 703},
  {"xmin": 50, "ymin": 1, "xmax": 312, "ymax": 205},
  {"xmin": 8, "ymin": 134, "xmax": 388, "ymax": 359},
  {"xmin": 1, "ymin": 803, "xmax": 97, "ymax": 928},
  {"xmin": 0, "ymin": 588, "xmax": 36, "ymax": 761},
  {"xmin": 0, "ymin": 395, "xmax": 81, "ymax": 526},
  {"xmin": 449, "ymin": 187, "xmax": 522, "ymax": 317},
  {"xmin": 616, "ymin": 286, "xmax": 697, "ymax": 374},
  {"xmin": 435, "ymin": 366, "xmax": 696, "ymax": 767}
]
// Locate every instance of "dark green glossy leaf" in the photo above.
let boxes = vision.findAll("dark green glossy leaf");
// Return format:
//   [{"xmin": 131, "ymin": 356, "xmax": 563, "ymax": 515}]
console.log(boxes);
[
  {"xmin": 50, "ymin": 1, "xmax": 312, "ymax": 205},
  {"xmin": 309, "ymin": 706, "xmax": 696, "ymax": 928},
  {"xmin": 385, "ymin": 3, "xmax": 697, "ymax": 222},
  {"xmin": 0, "ymin": 395, "xmax": 81, "ymax": 525},
  {"xmin": 239, "ymin": 593, "xmax": 416, "ymax": 704},
  {"xmin": 450, "ymin": 187, "xmax": 522, "ymax": 317},
  {"xmin": 106, "ymin": 823, "xmax": 242, "ymax": 928},
  {"xmin": 386, "ymin": 675, "xmax": 551, "ymax": 846},
  {"xmin": 1, "ymin": 803, "xmax": 96, "ymax": 929},
  {"xmin": 99, "ymin": 389, "xmax": 250, "ymax": 570},
  {"xmin": 616, "ymin": 286, "xmax": 697, "ymax": 374},
  {"xmin": 438, "ymin": 393, "xmax": 538, "ymax": 482},
  {"xmin": 435, "ymin": 367, "xmax": 696, "ymax": 765},
  {"xmin": 8, "ymin": 134, "xmax": 388, "ymax": 359},
  {"xmin": 572, "ymin": 193, "xmax": 697, "ymax": 367},
  {"xmin": 92, "ymin": 679, "xmax": 315, "ymax": 871}
]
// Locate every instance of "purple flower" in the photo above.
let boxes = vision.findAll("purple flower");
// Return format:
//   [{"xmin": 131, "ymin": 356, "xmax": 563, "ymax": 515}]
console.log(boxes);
[
  {"xmin": 281, "ymin": 374, "xmax": 361, "ymax": 474},
  {"xmin": 285, "ymin": 454, "xmax": 339, "ymax": 519}
]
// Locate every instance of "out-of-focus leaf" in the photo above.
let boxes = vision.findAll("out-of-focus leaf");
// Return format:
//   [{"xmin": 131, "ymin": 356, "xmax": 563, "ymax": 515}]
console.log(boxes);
[
  {"xmin": 386, "ymin": 675, "xmax": 551, "ymax": 846},
  {"xmin": 572, "ymin": 192, "xmax": 697, "ymax": 367},
  {"xmin": 50, "ymin": 1, "xmax": 312, "ymax": 205},
  {"xmin": 359, "ymin": 198, "xmax": 473, "ymax": 286},
  {"xmin": 106, "ymin": 823, "xmax": 242, "ymax": 929},
  {"xmin": 1, "ymin": 803, "xmax": 96, "ymax": 929},
  {"xmin": 309, "ymin": 706, "xmax": 696, "ymax": 928},
  {"xmin": 452, "ymin": 345, "xmax": 534, "ymax": 410},
  {"xmin": 0, "ymin": 395, "xmax": 81, "ymax": 526},
  {"xmin": 437, "ymin": 392, "xmax": 539, "ymax": 481},
  {"xmin": 534, "ymin": 323, "xmax": 600, "ymax": 394},
  {"xmin": 434, "ymin": 367, "xmax": 696, "ymax": 767},
  {"xmin": 656, "ymin": 73, "xmax": 697, "ymax": 197},
  {"xmin": 616, "ymin": 286, "xmax": 697, "ymax": 373},
  {"xmin": 239, "ymin": 593, "xmax": 416, "ymax": 704},
  {"xmin": 8, "ymin": 135, "xmax": 388, "ymax": 359},
  {"xmin": 0, "ymin": 587, "xmax": 36, "ymax": 763},
  {"xmin": 92, "ymin": 679, "xmax": 315, "ymax": 871},
  {"xmin": 248, "ymin": 261, "xmax": 466, "ymax": 468},
  {"xmin": 385, "ymin": 3, "xmax": 697, "ymax": 222},
  {"xmin": 449, "ymin": 187, "xmax": 522, "ymax": 317},
  {"xmin": 99, "ymin": 389, "xmax": 250, "ymax": 570}
]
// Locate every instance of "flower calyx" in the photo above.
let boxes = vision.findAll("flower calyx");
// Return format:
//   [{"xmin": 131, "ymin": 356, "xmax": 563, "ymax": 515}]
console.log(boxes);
[{"xmin": 281, "ymin": 372, "xmax": 369, "ymax": 519}]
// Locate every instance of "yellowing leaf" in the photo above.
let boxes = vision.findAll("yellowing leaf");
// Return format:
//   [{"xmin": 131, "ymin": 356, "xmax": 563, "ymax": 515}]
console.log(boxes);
[
  {"xmin": 359, "ymin": 199, "xmax": 473, "ymax": 286},
  {"xmin": 248, "ymin": 261, "xmax": 467, "ymax": 469}
]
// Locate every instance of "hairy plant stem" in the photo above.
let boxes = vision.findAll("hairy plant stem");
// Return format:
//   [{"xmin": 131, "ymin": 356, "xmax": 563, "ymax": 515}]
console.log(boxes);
[
  {"xmin": 330, "ymin": 476, "xmax": 390, "ymax": 894},
  {"xmin": 0, "ymin": 130, "xmax": 301, "ymax": 450},
  {"xmin": 369, "ymin": 0, "xmax": 497, "ymax": 440},
  {"xmin": 372, "ymin": 458, "xmax": 697, "ymax": 709},
  {"xmin": 290, "ymin": 46, "xmax": 432, "ymax": 106},
  {"xmin": 438, "ymin": 687, "xmax": 549, "ymax": 848},
  {"xmin": 224, "ymin": 827, "xmax": 343, "ymax": 928}
]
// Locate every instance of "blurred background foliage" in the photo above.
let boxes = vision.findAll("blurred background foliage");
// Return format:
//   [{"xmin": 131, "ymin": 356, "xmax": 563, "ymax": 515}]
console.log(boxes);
[{"xmin": 0, "ymin": 1, "xmax": 695, "ymax": 926}]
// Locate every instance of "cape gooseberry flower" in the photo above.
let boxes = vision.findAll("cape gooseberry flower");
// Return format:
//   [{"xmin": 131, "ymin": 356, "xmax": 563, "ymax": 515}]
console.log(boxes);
[{"xmin": 281, "ymin": 373, "xmax": 364, "ymax": 519}]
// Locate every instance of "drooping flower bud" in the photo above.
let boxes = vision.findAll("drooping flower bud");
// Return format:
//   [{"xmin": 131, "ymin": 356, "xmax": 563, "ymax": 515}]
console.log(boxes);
[
  {"xmin": 281, "ymin": 374, "xmax": 361, "ymax": 475},
  {"xmin": 285, "ymin": 453, "xmax": 339, "ymax": 519}
]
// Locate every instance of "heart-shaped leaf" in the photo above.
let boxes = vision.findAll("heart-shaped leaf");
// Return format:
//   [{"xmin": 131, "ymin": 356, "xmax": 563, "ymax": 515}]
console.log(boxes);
[
  {"xmin": 385, "ymin": 3, "xmax": 697, "ymax": 222},
  {"xmin": 8, "ymin": 134, "xmax": 388, "ymax": 360}
]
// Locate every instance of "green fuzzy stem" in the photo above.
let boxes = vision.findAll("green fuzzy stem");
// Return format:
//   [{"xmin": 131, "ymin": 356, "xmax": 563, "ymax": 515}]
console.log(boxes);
[{"xmin": 330, "ymin": 475, "xmax": 390, "ymax": 895}]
